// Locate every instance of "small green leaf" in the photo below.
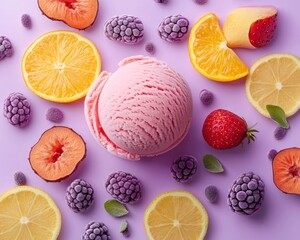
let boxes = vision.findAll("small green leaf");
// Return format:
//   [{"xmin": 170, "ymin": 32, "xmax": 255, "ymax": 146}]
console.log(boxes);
[
  {"xmin": 104, "ymin": 199, "xmax": 128, "ymax": 217},
  {"xmin": 120, "ymin": 219, "xmax": 128, "ymax": 233},
  {"xmin": 266, "ymin": 105, "xmax": 289, "ymax": 129},
  {"xmin": 203, "ymin": 154, "xmax": 224, "ymax": 173}
]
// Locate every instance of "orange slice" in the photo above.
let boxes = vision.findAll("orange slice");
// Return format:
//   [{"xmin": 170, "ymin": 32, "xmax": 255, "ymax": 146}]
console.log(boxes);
[
  {"xmin": 22, "ymin": 30, "xmax": 101, "ymax": 103},
  {"xmin": 246, "ymin": 54, "xmax": 300, "ymax": 117},
  {"xmin": 0, "ymin": 186, "xmax": 61, "ymax": 240},
  {"xmin": 188, "ymin": 13, "xmax": 249, "ymax": 81},
  {"xmin": 144, "ymin": 190, "xmax": 209, "ymax": 240}
]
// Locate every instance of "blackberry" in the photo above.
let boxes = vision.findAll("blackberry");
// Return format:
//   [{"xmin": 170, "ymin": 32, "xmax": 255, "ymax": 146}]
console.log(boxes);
[
  {"xmin": 268, "ymin": 149, "xmax": 277, "ymax": 161},
  {"xmin": 154, "ymin": 0, "xmax": 167, "ymax": 3},
  {"xmin": 21, "ymin": 14, "xmax": 32, "ymax": 29},
  {"xmin": 145, "ymin": 42, "xmax": 155, "ymax": 54},
  {"xmin": 105, "ymin": 171, "xmax": 142, "ymax": 204},
  {"xmin": 14, "ymin": 171, "xmax": 27, "ymax": 186},
  {"xmin": 66, "ymin": 179, "xmax": 94, "ymax": 213},
  {"xmin": 170, "ymin": 155, "xmax": 198, "ymax": 183},
  {"xmin": 205, "ymin": 185, "xmax": 218, "ymax": 203},
  {"xmin": 3, "ymin": 92, "xmax": 31, "ymax": 127},
  {"xmin": 0, "ymin": 36, "xmax": 13, "ymax": 60},
  {"xmin": 199, "ymin": 89, "xmax": 214, "ymax": 105},
  {"xmin": 46, "ymin": 107, "xmax": 64, "ymax": 123},
  {"xmin": 82, "ymin": 221, "xmax": 111, "ymax": 240},
  {"xmin": 227, "ymin": 172, "xmax": 265, "ymax": 215},
  {"xmin": 274, "ymin": 126, "xmax": 287, "ymax": 140},
  {"xmin": 158, "ymin": 15, "xmax": 189, "ymax": 42},
  {"xmin": 104, "ymin": 15, "xmax": 144, "ymax": 44}
]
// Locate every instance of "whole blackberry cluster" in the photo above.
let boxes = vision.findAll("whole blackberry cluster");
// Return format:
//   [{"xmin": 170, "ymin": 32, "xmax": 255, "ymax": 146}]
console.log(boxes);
[
  {"xmin": 104, "ymin": 15, "xmax": 144, "ymax": 44},
  {"xmin": 3, "ymin": 92, "xmax": 31, "ymax": 127},
  {"xmin": 170, "ymin": 155, "xmax": 198, "ymax": 183},
  {"xmin": 66, "ymin": 179, "xmax": 94, "ymax": 213},
  {"xmin": 82, "ymin": 221, "xmax": 111, "ymax": 240},
  {"xmin": 0, "ymin": 36, "xmax": 13, "ymax": 60},
  {"xmin": 227, "ymin": 172, "xmax": 265, "ymax": 215},
  {"xmin": 158, "ymin": 15, "xmax": 189, "ymax": 42},
  {"xmin": 105, "ymin": 171, "xmax": 142, "ymax": 204}
]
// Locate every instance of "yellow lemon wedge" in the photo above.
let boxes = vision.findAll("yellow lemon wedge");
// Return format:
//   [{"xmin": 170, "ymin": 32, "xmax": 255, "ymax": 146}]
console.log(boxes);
[
  {"xmin": 188, "ymin": 13, "xmax": 248, "ymax": 81},
  {"xmin": 144, "ymin": 190, "xmax": 209, "ymax": 240},
  {"xmin": 0, "ymin": 186, "xmax": 61, "ymax": 240},
  {"xmin": 246, "ymin": 54, "xmax": 300, "ymax": 117},
  {"xmin": 22, "ymin": 30, "xmax": 101, "ymax": 103}
]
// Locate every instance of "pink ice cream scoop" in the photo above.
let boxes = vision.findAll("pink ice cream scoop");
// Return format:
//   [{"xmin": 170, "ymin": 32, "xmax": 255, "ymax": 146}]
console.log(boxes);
[{"xmin": 84, "ymin": 56, "xmax": 193, "ymax": 160}]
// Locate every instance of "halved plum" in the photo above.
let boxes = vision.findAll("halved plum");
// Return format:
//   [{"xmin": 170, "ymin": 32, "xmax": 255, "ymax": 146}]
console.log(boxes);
[
  {"xmin": 38, "ymin": 0, "xmax": 99, "ymax": 30},
  {"xmin": 272, "ymin": 147, "xmax": 300, "ymax": 194},
  {"xmin": 29, "ymin": 126, "xmax": 86, "ymax": 182}
]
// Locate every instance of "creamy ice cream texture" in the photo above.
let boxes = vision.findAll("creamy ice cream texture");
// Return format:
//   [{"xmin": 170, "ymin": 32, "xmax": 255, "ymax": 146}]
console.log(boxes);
[{"xmin": 85, "ymin": 56, "xmax": 193, "ymax": 160}]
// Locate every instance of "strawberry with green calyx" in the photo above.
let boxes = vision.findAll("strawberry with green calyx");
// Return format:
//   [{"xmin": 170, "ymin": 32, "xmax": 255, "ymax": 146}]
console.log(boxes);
[{"xmin": 202, "ymin": 109, "xmax": 258, "ymax": 150}]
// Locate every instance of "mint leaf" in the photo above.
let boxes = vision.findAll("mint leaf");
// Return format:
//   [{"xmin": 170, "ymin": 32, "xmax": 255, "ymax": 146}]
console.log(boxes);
[
  {"xmin": 266, "ymin": 105, "xmax": 289, "ymax": 129},
  {"xmin": 120, "ymin": 219, "xmax": 128, "ymax": 233},
  {"xmin": 104, "ymin": 199, "xmax": 128, "ymax": 217},
  {"xmin": 203, "ymin": 154, "xmax": 224, "ymax": 173}
]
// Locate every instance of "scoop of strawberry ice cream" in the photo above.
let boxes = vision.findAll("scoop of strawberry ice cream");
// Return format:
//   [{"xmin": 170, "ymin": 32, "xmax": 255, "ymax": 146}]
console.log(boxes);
[{"xmin": 85, "ymin": 56, "xmax": 193, "ymax": 160}]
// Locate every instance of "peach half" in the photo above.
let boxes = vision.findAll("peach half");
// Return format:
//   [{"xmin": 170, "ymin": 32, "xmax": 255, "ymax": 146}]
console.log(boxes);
[{"xmin": 38, "ymin": 0, "xmax": 99, "ymax": 30}]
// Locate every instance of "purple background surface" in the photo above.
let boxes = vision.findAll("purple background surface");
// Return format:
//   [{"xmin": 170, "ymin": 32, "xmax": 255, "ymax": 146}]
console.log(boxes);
[{"xmin": 1, "ymin": 0, "xmax": 300, "ymax": 239}]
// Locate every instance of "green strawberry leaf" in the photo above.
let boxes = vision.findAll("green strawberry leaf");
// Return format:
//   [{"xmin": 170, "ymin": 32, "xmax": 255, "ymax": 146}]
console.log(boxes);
[
  {"xmin": 266, "ymin": 105, "xmax": 289, "ymax": 129},
  {"xmin": 120, "ymin": 219, "xmax": 128, "ymax": 233},
  {"xmin": 104, "ymin": 199, "xmax": 128, "ymax": 217},
  {"xmin": 203, "ymin": 154, "xmax": 224, "ymax": 173}
]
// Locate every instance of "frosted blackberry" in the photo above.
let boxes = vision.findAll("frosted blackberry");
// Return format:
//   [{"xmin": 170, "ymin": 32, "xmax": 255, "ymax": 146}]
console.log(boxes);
[
  {"xmin": 104, "ymin": 15, "xmax": 144, "ymax": 44},
  {"xmin": 171, "ymin": 155, "xmax": 198, "ymax": 183},
  {"xmin": 66, "ymin": 179, "xmax": 94, "ymax": 213},
  {"xmin": 3, "ymin": 92, "xmax": 31, "ymax": 127},
  {"xmin": 0, "ymin": 36, "xmax": 13, "ymax": 60},
  {"xmin": 21, "ymin": 14, "xmax": 32, "ymax": 29},
  {"xmin": 268, "ymin": 149, "xmax": 277, "ymax": 161},
  {"xmin": 145, "ymin": 42, "xmax": 155, "ymax": 54},
  {"xmin": 199, "ymin": 89, "xmax": 214, "ymax": 105},
  {"xmin": 227, "ymin": 172, "xmax": 265, "ymax": 215},
  {"xmin": 105, "ymin": 171, "xmax": 142, "ymax": 204},
  {"xmin": 82, "ymin": 221, "xmax": 111, "ymax": 240},
  {"xmin": 158, "ymin": 15, "xmax": 189, "ymax": 42},
  {"xmin": 274, "ymin": 127, "xmax": 287, "ymax": 140},
  {"xmin": 46, "ymin": 107, "xmax": 64, "ymax": 123},
  {"xmin": 205, "ymin": 185, "xmax": 218, "ymax": 203},
  {"xmin": 14, "ymin": 171, "xmax": 27, "ymax": 186}
]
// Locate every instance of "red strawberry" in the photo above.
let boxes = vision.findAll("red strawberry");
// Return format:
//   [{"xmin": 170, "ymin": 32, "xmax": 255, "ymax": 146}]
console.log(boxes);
[
  {"xmin": 202, "ymin": 109, "xmax": 257, "ymax": 150},
  {"xmin": 249, "ymin": 14, "xmax": 277, "ymax": 48}
]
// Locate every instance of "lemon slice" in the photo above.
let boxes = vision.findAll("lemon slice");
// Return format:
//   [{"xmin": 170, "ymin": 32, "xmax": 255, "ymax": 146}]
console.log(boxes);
[
  {"xmin": 0, "ymin": 186, "xmax": 61, "ymax": 240},
  {"xmin": 188, "ymin": 13, "xmax": 248, "ymax": 81},
  {"xmin": 144, "ymin": 190, "xmax": 208, "ymax": 240},
  {"xmin": 246, "ymin": 54, "xmax": 300, "ymax": 117},
  {"xmin": 22, "ymin": 30, "xmax": 101, "ymax": 103}
]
